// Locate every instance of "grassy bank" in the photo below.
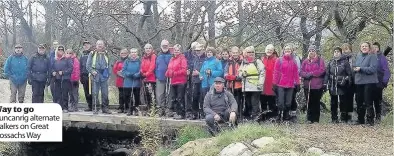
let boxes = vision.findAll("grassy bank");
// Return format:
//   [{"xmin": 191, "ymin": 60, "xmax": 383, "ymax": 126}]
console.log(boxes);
[{"xmin": 157, "ymin": 123, "xmax": 299, "ymax": 156}]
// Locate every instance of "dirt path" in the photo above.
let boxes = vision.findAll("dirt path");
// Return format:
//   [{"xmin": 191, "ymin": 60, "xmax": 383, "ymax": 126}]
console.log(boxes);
[{"xmin": 280, "ymin": 123, "xmax": 393, "ymax": 156}]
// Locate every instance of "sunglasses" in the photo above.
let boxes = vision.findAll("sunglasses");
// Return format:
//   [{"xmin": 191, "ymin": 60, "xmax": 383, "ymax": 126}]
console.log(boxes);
[
  {"xmin": 15, "ymin": 47, "xmax": 22, "ymax": 49},
  {"xmin": 58, "ymin": 49, "xmax": 64, "ymax": 51},
  {"xmin": 247, "ymin": 52, "xmax": 254, "ymax": 53}
]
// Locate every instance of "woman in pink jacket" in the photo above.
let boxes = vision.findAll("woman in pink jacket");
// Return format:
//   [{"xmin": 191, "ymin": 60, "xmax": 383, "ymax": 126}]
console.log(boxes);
[
  {"xmin": 300, "ymin": 45, "xmax": 326, "ymax": 124},
  {"xmin": 65, "ymin": 49, "xmax": 80, "ymax": 112},
  {"xmin": 273, "ymin": 44, "xmax": 299, "ymax": 122}
]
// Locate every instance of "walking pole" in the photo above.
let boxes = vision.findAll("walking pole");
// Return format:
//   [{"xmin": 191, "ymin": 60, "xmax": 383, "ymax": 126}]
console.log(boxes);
[
  {"xmin": 306, "ymin": 80, "xmax": 311, "ymax": 113},
  {"xmin": 165, "ymin": 78, "xmax": 172, "ymax": 117}
]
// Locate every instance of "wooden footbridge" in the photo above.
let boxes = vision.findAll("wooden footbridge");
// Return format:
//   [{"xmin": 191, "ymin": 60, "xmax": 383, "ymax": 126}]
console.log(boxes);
[{"xmin": 62, "ymin": 111, "xmax": 205, "ymax": 132}]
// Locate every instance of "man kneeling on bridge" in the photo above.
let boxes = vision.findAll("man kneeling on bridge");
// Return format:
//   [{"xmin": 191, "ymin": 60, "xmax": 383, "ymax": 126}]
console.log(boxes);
[{"xmin": 204, "ymin": 77, "xmax": 237, "ymax": 135}]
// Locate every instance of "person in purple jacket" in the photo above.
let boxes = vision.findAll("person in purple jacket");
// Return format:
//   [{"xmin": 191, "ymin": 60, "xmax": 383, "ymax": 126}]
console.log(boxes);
[
  {"xmin": 300, "ymin": 45, "xmax": 326, "ymax": 124},
  {"xmin": 371, "ymin": 42, "xmax": 390, "ymax": 123}
]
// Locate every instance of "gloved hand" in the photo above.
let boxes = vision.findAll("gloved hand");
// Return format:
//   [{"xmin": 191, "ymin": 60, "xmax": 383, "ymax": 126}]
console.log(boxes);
[
  {"xmin": 272, "ymin": 84, "xmax": 278, "ymax": 92},
  {"xmin": 206, "ymin": 69, "xmax": 211, "ymax": 76},
  {"xmin": 73, "ymin": 81, "xmax": 79, "ymax": 87},
  {"xmin": 242, "ymin": 70, "xmax": 248, "ymax": 77},
  {"xmin": 141, "ymin": 73, "xmax": 146, "ymax": 79},
  {"xmin": 132, "ymin": 72, "xmax": 140, "ymax": 78},
  {"xmin": 28, "ymin": 79, "xmax": 32, "ymax": 85},
  {"xmin": 257, "ymin": 84, "xmax": 263, "ymax": 90},
  {"xmin": 322, "ymin": 84, "xmax": 328, "ymax": 92},
  {"xmin": 295, "ymin": 85, "xmax": 301, "ymax": 92},
  {"xmin": 304, "ymin": 73, "xmax": 313, "ymax": 80},
  {"xmin": 46, "ymin": 79, "xmax": 51, "ymax": 86},
  {"xmin": 229, "ymin": 112, "xmax": 236, "ymax": 123},
  {"xmin": 225, "ymin": 75, "xmax": 236, "ymax": 81},
  {"xmin": 235, "ymin": 76, "xmax": 242, "ymax": 81}
]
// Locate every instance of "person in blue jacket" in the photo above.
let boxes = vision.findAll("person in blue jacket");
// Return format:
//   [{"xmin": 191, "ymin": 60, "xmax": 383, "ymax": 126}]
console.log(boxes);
[
  {"xmin": 200, "ymin": 47, "xmax": 223, "ymax": 101},
  {"xmin": 122, "ymin": 48, "xmax": 141, "ymax": 116},
  {"xmin": 155, "ymin": 40, "xmax": 173, "ymax": 117},
  {"xmin": 3, "ymin": 44, "xmax": 29, "ymax": 103}
]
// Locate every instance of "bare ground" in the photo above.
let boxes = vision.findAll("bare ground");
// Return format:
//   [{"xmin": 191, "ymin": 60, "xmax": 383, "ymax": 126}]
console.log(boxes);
[{"xmin": 279, "ymin": 123, "xmax": 393, "ymax": 156}]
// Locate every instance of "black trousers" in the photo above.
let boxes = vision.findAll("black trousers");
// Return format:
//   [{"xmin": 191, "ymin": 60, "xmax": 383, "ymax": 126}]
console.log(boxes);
[
  {"xmin": 305, "ymin": 89, "xmax": 323, "ymax": 122},
  {"xmin": 118, "ymin": 87, "xmax": 130, "ymax": 111},
  {"xmin": 185, "ymin": 83, "xmax": 202, "ymax": 114},
  {"xmin": 171, "ymin": 84, "xmax": 186, "ymax": 116},
  {"xmin": 232, "ymin": 88, "xmax": 243, "ymax": 118},
  {"xmin": 344, "ymin": 83, "xmax": 355, "ymax": 113},
  {"xmin": 372, "ymin": 86, "xmax": 383, "ymax": 120},
  {"xmin": 31, "ymin": 80, "xmax": 46, "ymax": 103},
  {"xmin": 80, "ymin": 74, "xmax": 92, "ymax": 109},
  {"xmin": 54, "ymin": 79, "xmax": 71, "ymax": 110},
  {"xmin": 142, "ymin": 82, "xmax": 156, "ymax": 110},
  {"xmin": 290, "ymin": 88, "xmax": 298, "ymax": 111},
  {"xmin": 124, "ymin": 87, "xmax": 141, "ymax": 111},
  {"xmin": 356, "ymin": 84, "xmax": 375, "ymax": 124},
  {"xmin": 330, "ymin": 94, "xmax": 346, "ymax": 120},
  {"xmin": 244, "ymin": 92, "xmax": 260, "ymax": 118},
  {"xmin": 260, "ymin": 95, "xmax": 277, "ymax": 115}
]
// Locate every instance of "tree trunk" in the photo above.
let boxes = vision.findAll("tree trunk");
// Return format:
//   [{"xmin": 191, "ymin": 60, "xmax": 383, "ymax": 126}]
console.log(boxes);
[
  {"xmin": 174, "ymin": 1, "xmax": 182, "ymax": 46},
  {"xmin": 12, "ymin": 7, "xmax": 16, "ymax": 47},
  {"xmin": 43, "ymin": 1, "xmax": 52, "ymax": 45},
  {"xmin": 152, "ymin": 1, "xmax": 161, "ymax": 48},
  {"xmin": 207, "ymin": 0, "xmax": 216, "ymax": 47},
  {"xmin": 2, "ymin": 2, "xmax": 9, "ymax": 50},
  {"xmin": 314, "ymin": 17, "xmax": 323, "ymax": 52},
  {"xmin": 236, "ymin": 1, "xmax": 244, "ymax": 46}
]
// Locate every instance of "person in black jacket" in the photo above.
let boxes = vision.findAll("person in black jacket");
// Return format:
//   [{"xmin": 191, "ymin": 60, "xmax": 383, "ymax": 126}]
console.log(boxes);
[
  {"xmin": 28, "ymin": 44, "xmax": 50, "ymax": 103},
  {"xmin": 80, "ymin": 40, "xmax": 93, "ymax": 111},
  {"xmin": 324, "ymin": 47, "xmax": 352, "ymax": 123},
  {"xmin": 51, "ymin": 45, "xmax": 73, "ymax": 112}
]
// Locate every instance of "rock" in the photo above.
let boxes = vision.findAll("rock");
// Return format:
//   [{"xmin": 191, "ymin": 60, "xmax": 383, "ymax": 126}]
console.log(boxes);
[
  {"xmin": 107, "ymin": 148, "xmax": 133, "ymax": 156},
  {"xmin": 321, "ymin": 152, "xmax": 341, "ymax": 156},
  {"xmin": 307, "ymin": 147, "xmax": 324, "ymax": 155},
  {"xmin": 252, "ymin": 137, "xmax": 275, "ymax": 148},
  {"xmin": 258, "ymin": 153, "xmax": 297, "ymax": 156},
  {"xmin": 170, "ymin": 138, "xmax": 215, "ymax": 156},
  {"xmin": 220, "ymin": 142, "xmax": 253, "ymax": 156}
]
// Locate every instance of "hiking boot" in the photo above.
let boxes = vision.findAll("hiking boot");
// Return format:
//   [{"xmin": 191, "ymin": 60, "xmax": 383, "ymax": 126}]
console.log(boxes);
[
  {"xmin": 63, "ymin": 110, "xmax": 69, "ymax": 113},
  {"xmin": 173, "ymin": 114, "xmax": 184, "ymax": 120},
  {"xmin": 118, "ymin": 109, "xmax": 124, "ymax": 113},
  {"xmin": 102, "ymin": 108, "xmax": 112, "ymax": 114},
  {"xmin": 84, "ymin": 108, "xmax": 92, "ymax": 112},
  {"xmin": 331, "ymin": 119, "xmax": 339, "ymax": 124},
  {"xmin": 185, "ymin": 112, "xmax": 194, "ymax": 120},
  {"xmin": 165, "ymin": 110, "xmax": 175, "ymax": 118},
  {"xmin": 306, "ymin": 121, "xmax": 314, "ymax": 124},
  {"xmin": 127, "ymin": 110, "xmax": 133, "ymax": 116}
]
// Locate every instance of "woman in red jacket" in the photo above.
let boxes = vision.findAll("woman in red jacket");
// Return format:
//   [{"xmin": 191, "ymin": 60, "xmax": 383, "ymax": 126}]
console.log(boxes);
[
  {"xmin": 113, "ymin": 49, "xmax": 129, "ymax": 113},
  {"xmin": 141, "ymin": 44, "xmax": 157, "ymax": 111},
  {"xmin": 261, "ymin": 44, "xmax": 278, "ymax": 118},
  {"xmin": 166, "ymin": 44, "xmax": 188, "ymax": 119}
]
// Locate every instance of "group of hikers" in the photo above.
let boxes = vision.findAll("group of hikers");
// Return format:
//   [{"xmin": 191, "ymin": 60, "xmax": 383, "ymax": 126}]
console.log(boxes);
[{"xmin": 3, "ymin": 39, "xmax": 391, "ymax": 132}]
